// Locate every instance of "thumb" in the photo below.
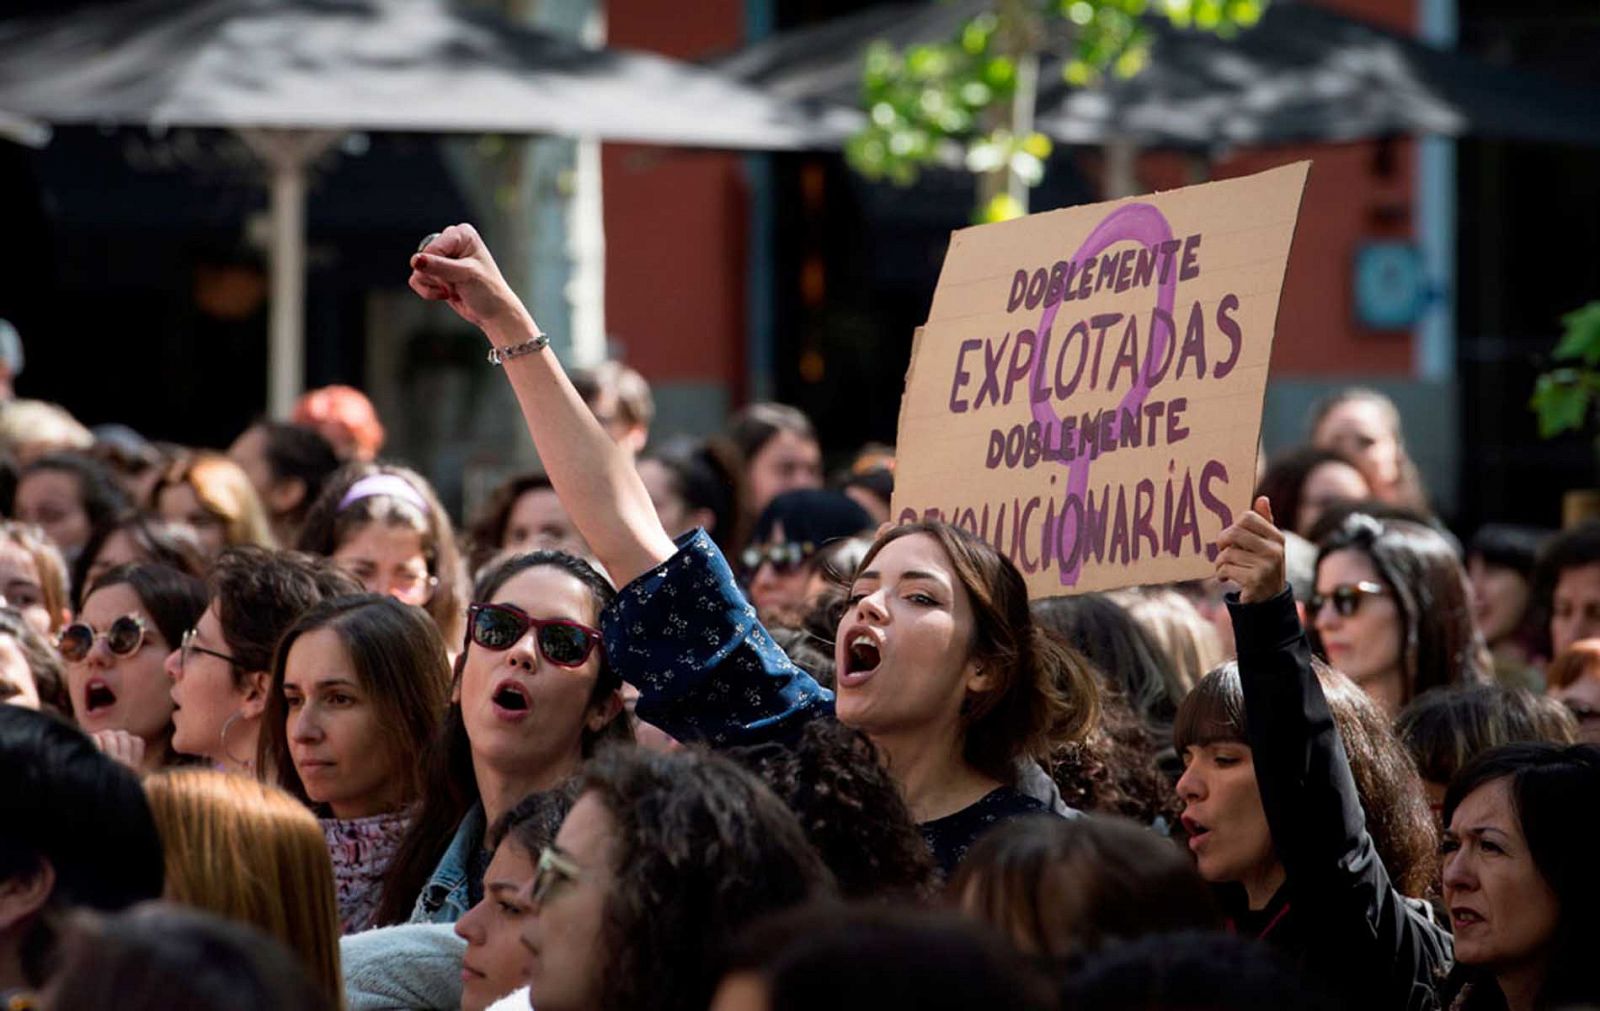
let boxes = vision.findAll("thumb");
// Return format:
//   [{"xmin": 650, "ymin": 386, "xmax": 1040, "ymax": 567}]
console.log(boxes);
[{"xmin": 1252, "ymin": 495, "xmax": 1275, "ymax": 526}]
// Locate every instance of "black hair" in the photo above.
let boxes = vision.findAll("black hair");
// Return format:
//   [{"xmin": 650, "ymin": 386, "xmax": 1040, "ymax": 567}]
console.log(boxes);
[
  {"xmin": 485, "ymin": 784, "xmax": 578, "ymax": 856},
  {"xmin": 71, "ymin": 512, "xmax": 209, "ymax": 610},
  {"xmin": 21, "ymin": 451, "xmax": 130, "ymax": 539},
  {"xmin": 1396, "ymin": 685, "xmax": 1576, "ymax": 787},
  {"xmin": 0, "ymin": 706, "xmax": 164, "ymax": 985},
  {"xmin": 951, "ymin": 815, "xmax": 1219, "ymax": 961},
  {"xmin": 1533, "ymin": 521, "xmax": 1600, "ymax": 613},
  {"xmin": 1254, "ymin": 446, "xmax": 1367, "ymax": 537},
  {"xmin": 373, "ymin": 550, "xmax": 632, "ymax": 926},
  {"xmin": 208, "ymin": 547, "xmax": 360, "ymax": 682},
  {"xmin": 729, "ymin": 722, "xmax": 939, "ymax": 902},
  {"xmin": 1031, "ymin": 593, "xmax": 1175, "ymax": 728},
  {"xmin": 1442, "ymin": 743, "xmax": 1600, "ymax": 1010},
  {"xmin": 252, "ymin": 421, "xmax": 341, "ymax": 527},
  {"xmin": 638, "ymin": 435, "xmax": 746, "ymax": 556},
  {"xmin": 1058, "ymin": 930, "xmax": 1339, "ymax": 1011},
  {"xmin": 45, "ymin": 904, "xmax": 334, "ymax": 1011},
  {"xmin": 86, "ymin": 563, "xmax": 209, "ymax": 660},
  {"xmin": 1469, "ymin": 524, "xmax": 1548, "ymax": 577},
  {"xmin": 749, "ymin": 489, "xmax": 874, "ymax": 556},
  {"xmin": 723, "ymin": 903, "xmax": 1054, "ymax": 1011},
  {"xmin": 580, "ymin": 747, "xmax": 834, "ymax": 1011}
]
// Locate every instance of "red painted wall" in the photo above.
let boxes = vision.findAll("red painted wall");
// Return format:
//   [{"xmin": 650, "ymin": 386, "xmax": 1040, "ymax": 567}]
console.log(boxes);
[{"xmin": 602, "ymin": 0, "xmax": 748, "ymax": 393}]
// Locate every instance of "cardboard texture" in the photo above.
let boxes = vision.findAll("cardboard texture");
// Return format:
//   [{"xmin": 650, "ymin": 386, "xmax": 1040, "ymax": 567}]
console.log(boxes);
[{"xmin": 891, "ymin": 162, "xmax": 1311, "ymax": 598}]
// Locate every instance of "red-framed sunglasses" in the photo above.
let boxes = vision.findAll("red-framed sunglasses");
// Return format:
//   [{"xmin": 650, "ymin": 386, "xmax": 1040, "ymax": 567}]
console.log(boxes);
[{"xmin": 465, "ymin": 603, "xmax": 603, "ymax": 668}]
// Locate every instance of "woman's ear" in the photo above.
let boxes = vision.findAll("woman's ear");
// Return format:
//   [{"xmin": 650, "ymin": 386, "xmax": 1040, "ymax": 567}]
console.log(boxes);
[
  {"xmin": 586, "ymin": 688, "xmax": 625, "ymax": 733},
  {"xmin": 0, "ymin": 859, "xmax": 55, "ymax": 933},
  {"xmin": 240, "ymin": 670, "xmax": 272, "ymax": 719}
]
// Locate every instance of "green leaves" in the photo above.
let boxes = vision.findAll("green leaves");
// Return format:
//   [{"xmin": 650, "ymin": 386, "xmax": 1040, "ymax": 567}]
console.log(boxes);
[
  {"xmin": 846, "ymin": 0, "xmax": 1269, "ymax": 212},
  {"xmin": 1531, "ymin": 301, "xmax": 1600, "ymax": 439}
]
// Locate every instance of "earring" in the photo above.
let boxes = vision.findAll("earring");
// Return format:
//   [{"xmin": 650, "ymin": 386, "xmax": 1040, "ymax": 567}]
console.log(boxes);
[{"xmin": 219, "ymin": 711, "xmax": 255, "ymax": 774}]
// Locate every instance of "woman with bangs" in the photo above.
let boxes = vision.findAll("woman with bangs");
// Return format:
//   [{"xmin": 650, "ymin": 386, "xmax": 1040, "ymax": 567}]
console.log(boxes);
[
  {"xmin": 297, "ymin": 463, "xmax": 467, "ymax": 644},
  {"xmin": 1176, "ymin": 496, "xmax": 1450, "ymax": 1010},
  {"xmin": 408, "ymin": 225, "xmax": 1100, "ymax": 873},
  {"xmin": 374, "ymin": 550, "xmax": 632, "ymax": 926}
]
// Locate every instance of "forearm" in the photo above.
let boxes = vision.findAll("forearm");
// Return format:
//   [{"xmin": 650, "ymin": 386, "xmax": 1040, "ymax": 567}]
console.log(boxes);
[{"xmin": 484, "ymin": 312, "xmax": 676, "ymax": 586}]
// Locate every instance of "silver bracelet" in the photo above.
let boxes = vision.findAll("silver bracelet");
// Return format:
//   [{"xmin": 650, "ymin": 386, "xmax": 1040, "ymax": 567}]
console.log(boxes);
[{"xmin": 486, "ymin": 332, "xmax": 550, "ymax": 366}]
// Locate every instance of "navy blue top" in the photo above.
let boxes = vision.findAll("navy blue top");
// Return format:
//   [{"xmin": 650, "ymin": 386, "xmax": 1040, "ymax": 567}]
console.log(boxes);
[{"xmin": 601, "ymin": 529, "xmax": 1052, "ymax": 873}]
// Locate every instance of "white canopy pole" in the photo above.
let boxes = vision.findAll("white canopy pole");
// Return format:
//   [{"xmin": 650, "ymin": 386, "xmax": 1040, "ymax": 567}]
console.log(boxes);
[{"xmin": 238, "ymin": 128, "xmax": 340, "ymax": 418}]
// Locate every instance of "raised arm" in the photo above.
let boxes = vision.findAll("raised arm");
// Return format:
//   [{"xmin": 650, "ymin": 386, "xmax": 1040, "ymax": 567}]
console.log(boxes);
[
  {"xmin": 409, "ymin": 224, "xmax": 676, "ymax": 585},
  {"xmin": 1216, "ymin": 498, "xmax": 1450, "ymax": 1010}
]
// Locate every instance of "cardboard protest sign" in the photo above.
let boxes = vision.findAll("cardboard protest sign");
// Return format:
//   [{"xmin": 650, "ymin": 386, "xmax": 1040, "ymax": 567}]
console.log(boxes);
[{"xmin": 891, "ymin": 162, "xmax": 1310, "ymax": 597}]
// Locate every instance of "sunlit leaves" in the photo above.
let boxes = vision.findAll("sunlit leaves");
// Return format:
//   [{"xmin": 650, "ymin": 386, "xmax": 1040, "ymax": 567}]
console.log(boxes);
[
  {"xmin": 846, "ymin": 0, "xmax": 1268, "ymax": 202},
  {"xmin": 1531, "ymin": 302, "xmax": 1600, "ymax": 439}
]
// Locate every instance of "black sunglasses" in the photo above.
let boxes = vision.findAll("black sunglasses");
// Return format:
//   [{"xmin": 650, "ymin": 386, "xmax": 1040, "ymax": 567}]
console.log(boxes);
[
  {"xmin": 740, "ymin": 541, "xmax": 815, "ymax": 577},
  {"xmin": 466, "ymin": 603, "xmax": 602, "ymax": 668},
  {"xmin": 58, "ymin": 614, "xmax": 147, "ymax": 663},
  {"xmin": 1309, "ymin": 580, "xmax": 1386, "ymax": 618}
]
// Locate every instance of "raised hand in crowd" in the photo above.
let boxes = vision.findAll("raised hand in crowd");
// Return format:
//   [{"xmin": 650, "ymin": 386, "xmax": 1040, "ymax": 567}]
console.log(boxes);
[{"xmin": 1213, "ymin": 495, "xmax": 1286, "ymax": 604}]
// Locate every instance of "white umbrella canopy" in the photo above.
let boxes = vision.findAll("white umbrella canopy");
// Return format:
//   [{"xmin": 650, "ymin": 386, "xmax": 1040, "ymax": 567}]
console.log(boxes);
[
  {"xmin": 0, "ymin": 0, "xmax": 855, "ymax": 415},
  {"xmin": 0, "ymin": 0, "xmax": 854, "ymax": 148}
]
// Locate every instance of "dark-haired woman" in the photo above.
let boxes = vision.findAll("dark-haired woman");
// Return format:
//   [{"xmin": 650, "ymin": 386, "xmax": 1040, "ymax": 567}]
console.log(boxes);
[
  {"xmin": 1254, "ymin": 446, "xmax": 1370, "ymax": 539},
  {"xmin": 298, "ymin": 463, "xmax": 466, "ymax": 644},
  {"xmin": 408, "ymin": 225, "xmax": 1100, "ymax": 873},
  {"xmin": 517, "ymin": 747, "xmax": 833, "ymax": 1011},
  {"xmin": 1440, "ymin": 743, "xmax": 1600, "ymax": 1011},
  {"xmin": 72, "ymin": 512, "xmax": 208, "ymax": 610},
  {"xmin": 726, "ymin": 401, "xmax": 822, "ymax": 521},
  {"xmin": 464, "ymin": 471, "xmax": 588, "ymax": 574},
  {"xmin": 258, "ymin": 595, "xmax": 452, "ymax": 933},
  {"xmin": 743, "ymin": 488, "xmax": 873, "ymax": 628},
  {"xmin": 1178, "ymin": 498, "xmax": 1451, "ymax": 1009},
  {"xmin": 14, "ymin": 452, "xmax": 129, "ymax": 563},
  {"xmin": 62, "ymin": 563, "xmax": 208, "ymax": 774},
  {"xmin": 1466, "ymin": 524, "xmax": 1549, "ymax": 691},
  {"xmin": 636, "ymin": 435, "xmax": 745, "ymax": 557},
  {"xmin": 1314, "ymin": 512, "xmax": 1492, "ymax": 718},
  {"xmin": 374, "ymin": 550, "xmax": 632, "ymax": 925}
]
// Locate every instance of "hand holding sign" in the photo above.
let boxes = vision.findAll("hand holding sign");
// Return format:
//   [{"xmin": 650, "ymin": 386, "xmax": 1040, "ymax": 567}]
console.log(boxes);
[
  {"xmin": 891, "ymin": 162, "xmax": 1309, "ymax": 598},
  {"xmin": 1214, "ymin": 496, "xmax": 1287, "ymax": 604}
]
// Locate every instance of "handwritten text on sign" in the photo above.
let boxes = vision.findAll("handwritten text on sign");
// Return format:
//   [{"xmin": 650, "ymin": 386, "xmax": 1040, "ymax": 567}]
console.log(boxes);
[{"xmin": 891, "ymin": 163, "xmax": 1310, "ymax": 597}]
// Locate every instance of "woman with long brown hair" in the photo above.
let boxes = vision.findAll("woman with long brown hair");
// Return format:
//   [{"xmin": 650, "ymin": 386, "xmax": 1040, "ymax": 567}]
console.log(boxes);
[{"xmin": 407, "ymin": 224, "xmax": 1100, "ymax": 872}]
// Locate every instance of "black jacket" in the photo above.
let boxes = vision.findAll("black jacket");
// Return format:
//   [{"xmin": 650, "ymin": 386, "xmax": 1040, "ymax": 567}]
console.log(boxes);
[{"xmin": 1229, "ymin": 589, "xmax": 1452, "ymax": 1011}]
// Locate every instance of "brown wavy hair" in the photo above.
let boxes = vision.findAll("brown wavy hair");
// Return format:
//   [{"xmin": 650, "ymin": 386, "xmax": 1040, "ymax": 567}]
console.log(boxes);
[
  {"xmin": 852, "ymin": 522, "xmax": 1098, "ymax": 782},
  {"xmin": 579, "ymin": 747, "xmax": 833, "ymax": 1011}
]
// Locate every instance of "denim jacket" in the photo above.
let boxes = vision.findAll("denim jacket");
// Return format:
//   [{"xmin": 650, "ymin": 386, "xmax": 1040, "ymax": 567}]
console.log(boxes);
[
  {"xmin": 407, "ymin": 803, "xmax": 486, "ymax": 925},
  {"xmin": 601, "ymin": 529, "xmax": 833, "ymax": 749}
]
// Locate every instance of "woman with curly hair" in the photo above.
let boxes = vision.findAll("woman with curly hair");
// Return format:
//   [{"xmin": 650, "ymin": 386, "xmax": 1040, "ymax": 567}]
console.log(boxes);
[
  {"xmin": 1176, "ymin": 498, "xmax": 1451, "ymax": 1009},
  {"xmin": 511, "ymin": 747, "xmax": 832, "ymax": 1011},
  {"xmin": 408, "ymin": 225, "xmax": 1101, "ymax": 874}
]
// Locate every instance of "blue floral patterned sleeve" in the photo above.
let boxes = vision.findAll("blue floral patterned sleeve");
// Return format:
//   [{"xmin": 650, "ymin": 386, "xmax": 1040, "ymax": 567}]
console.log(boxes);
[{"xmin": 600, "ymin": 529, "xmax": 836, "ymax": 747}]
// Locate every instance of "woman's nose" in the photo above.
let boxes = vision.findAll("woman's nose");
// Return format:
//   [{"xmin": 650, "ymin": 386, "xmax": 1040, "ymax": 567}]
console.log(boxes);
[
  {"xmin": 1441, "ymin": 850, "xmax": 1475, "ymax": 893},
  {"xmin": 1175, "ymin": 764, "xmax": 1204, "ymax": 802}
]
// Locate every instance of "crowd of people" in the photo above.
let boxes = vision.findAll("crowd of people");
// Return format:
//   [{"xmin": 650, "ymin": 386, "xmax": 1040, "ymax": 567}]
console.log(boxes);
[{"xmin": 2, "ymin": 222, "xmax": 1599, "ymax": 1011}]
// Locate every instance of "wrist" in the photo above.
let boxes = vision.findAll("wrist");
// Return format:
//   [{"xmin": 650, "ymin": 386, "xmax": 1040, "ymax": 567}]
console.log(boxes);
[{"xmin": 482, "ymin": 303, "xmax": 540, "ymax": 348}]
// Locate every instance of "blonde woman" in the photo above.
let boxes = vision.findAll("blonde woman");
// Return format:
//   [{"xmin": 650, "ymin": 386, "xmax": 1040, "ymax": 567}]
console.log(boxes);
[
  {"xmin": 151, "ymin": 451, "xmax": 276, "ymax": 557},
  {"xmin": 144, "ymin": 769, "xmax": 344, "ymax": 1010}
]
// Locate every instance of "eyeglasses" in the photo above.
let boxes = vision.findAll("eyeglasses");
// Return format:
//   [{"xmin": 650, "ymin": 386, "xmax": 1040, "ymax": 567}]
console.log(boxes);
[
  {"xmin": 530, "ymin": 846, "xmax": 582, "ymax": 907},
  {"xmin": 466, "ymin": 603, "xmax": 602, "ymax": 668},
  {"xmin": 1309, "ymin": 581, "xmax": 1387, "ymax": 618},
  {"xmin": 739, "ymin": 541, "xmax": 815, "ymax": 577},
  {"xmin": 58, "ymin": 615, "xmax": 148, "ymax": 662},
  {"xmin": 180, "ymin": 627, "xmax": 238, "ymax": 668}
]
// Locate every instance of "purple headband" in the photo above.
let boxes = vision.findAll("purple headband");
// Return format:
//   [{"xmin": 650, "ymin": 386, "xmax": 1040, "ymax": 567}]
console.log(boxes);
[{"xmin": 338, "ymin": 474, "xmax": 430, "ymax": 516}]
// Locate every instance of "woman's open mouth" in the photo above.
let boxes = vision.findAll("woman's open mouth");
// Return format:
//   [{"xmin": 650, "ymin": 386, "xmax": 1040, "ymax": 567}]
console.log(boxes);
[
  {"xmin": 83, "ymin": 677, "xmax": 118, "ymax": 714},
  {"xmin": 838, "ymin": 633, "xmax": 882, "ymax": 687},
  {"xmin": 491, "ymin": 679, "xmax": 533, "ymax": 719}
]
